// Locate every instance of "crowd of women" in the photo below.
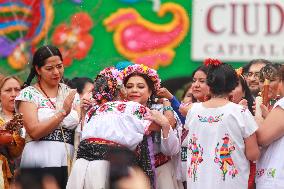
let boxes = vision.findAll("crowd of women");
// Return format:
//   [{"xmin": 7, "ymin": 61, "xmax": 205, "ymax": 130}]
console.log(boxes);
[{"xmin": 0, "ymin": 45, "xmax": 283, "ymax": 189}]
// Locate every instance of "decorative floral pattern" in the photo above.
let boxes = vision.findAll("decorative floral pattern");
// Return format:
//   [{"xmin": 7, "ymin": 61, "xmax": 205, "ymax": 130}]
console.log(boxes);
[
  {"xmin": 93, "ymin": 67, "xmax": 123, "ymax": 104},
  {"xmin": 256, "ymin": 168, "xmax": 276, "ymax": 179},
  {"xmin": 123, "ymin": 64, "xmax": 161, "ymax": 91},
  {"xmin": 117, "ymin": 103, "xmax": 126, "ymax": 112},
  {"xmin": 188, "ymin": 134, "xmax": 203, "ymax": 182},
  {"xmin": 198, "ymin": 114, "xmax": 224, "ymax": 123},
  {"xmin": 214, "ymin": 134, "xmax": 238, "ymax": 181},
  {"xmin": 87, "ymin": 101, "xmax": 148, "ymax": 121},
  {"xmin": 52, "ymin": 12, "xmax": 93, "ymax": 66},
  {"xmin": 133, "ymin": 105, "xmax": 148, "ymax": 120}
]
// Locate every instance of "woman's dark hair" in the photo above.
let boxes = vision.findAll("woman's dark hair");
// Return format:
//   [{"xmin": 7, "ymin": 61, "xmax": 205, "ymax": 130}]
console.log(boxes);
[
  {"xmin": 191, "ymin": 65, "xmax": 209, "ymax": 78},
  {"xmin": 207, "ymin": 63, "xmax": 238, "ymax": 95},
  {"xmin": 123, "ymin": 73, "xmax": 156, "ymax": 107},
  {"xmin": 24, "ymin": 45, "xmax": 63, "ymax": 87},
  {"xmin": 67, "ymin": 77, "xmax": 93, "ymax": 94},
  {"xmin": 239, "ymin": 76, "xmax": 254, "ymax": 114}
]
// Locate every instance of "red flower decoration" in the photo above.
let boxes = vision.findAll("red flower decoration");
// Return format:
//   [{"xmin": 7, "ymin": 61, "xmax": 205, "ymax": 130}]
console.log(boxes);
[
  {"xmin": 117, "ymin": 103, "xmax": 126, "ymax": 112},
  {"xmin": 52, "ymin": 12, "xmax": 94, "ymax": 66},
  {"xmin": 204, "ymin": 58, "xmax": 223, "ymax": 67},
  {"xmin": 138, "ymin": 106, "xmax": 147, "ymax": 117}
]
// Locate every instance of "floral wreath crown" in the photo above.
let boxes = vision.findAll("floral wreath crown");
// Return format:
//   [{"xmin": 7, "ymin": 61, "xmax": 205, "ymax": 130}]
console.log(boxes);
[
  {"xmin": 122, "ymin": 64, "xmax": 161, "ymax": 91},
  {"xmin": 93, "ymin": 67, "xmax": 123, "ymax": 103}
]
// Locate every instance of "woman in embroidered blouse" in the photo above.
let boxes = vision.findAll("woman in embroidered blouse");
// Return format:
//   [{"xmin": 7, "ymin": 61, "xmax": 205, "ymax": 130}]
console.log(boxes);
[
  {"xmin": 185, "ymin": 59, "xmax": 260, "ymax": 189},
  {"xmin": 255, "ymin": 65, "xmax": 284, "ymax": 189},
  {"xmin": 67, "ymin": 67, "xmax": 169, "ymax": 189},
  {"xmin": 0, "ymin": 75, "xmax": 25, "ymax": 189},
  {"xmin": 123, "ymin": 64, "xmax": 181, "ymax": 189},
  {"xmin": 15, "ymin": 45, "xmax": 80, "ymax": 189}
]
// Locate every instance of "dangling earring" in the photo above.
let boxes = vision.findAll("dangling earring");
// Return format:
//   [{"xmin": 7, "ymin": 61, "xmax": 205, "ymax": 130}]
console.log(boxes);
[{"xmin": 146, "ymin": 97, "xmax": 152, "ymax": 107}]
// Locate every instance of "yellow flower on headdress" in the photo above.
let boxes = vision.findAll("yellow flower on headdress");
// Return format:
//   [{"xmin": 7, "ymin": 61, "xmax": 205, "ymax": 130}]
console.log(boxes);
[
  {"xmin": 235, "ymin": 67, "xmax": 243, "ymax": 77},
  {"xmin": 142, "ymin": 65, "xmax": 148, "ymax": 72}
]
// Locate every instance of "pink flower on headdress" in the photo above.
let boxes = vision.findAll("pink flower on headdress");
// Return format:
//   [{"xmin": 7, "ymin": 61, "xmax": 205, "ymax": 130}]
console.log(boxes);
[
  {"xmin": 99, "ymin": 67, "xmax": 123, "ymax": 86},
  {"xmin": 204, "ymin": 58, "xmax": 223, "ymax": 67},
  {"xmin": 123, "ymin": 64, "xmax": 161, "ymax": 91}
]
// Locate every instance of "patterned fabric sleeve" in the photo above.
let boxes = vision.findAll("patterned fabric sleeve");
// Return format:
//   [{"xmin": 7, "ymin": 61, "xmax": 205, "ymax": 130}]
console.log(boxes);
[
  {"xmin": 15, "ymin": 87, "xmax": 39, "ymax": 111},
  {"xmin": 130, "ymin": 102, "xmax": 151, "ymax": 132},
  {"xmin": 240, "ymin": 107, "xmax": 258, "ymax": 138}
]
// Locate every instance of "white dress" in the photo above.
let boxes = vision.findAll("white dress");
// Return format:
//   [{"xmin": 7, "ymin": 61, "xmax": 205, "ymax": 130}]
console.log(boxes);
[
  {"xmin": 150, "ymin": 104, "xmax": 183, "ymax": 189},
  {"xmin": 256, "ymin": 97, "xmax": 284, "ymax": 189},
  {"xmin": 185, "ymin": 102, "xmax": 258, "ymax": 189},
  {"xmin": 67, "ymin": 100, "xmax": 152, "ymax": 189},
  {"xmin": 15, "ymin": 86, "xmax": 80, "ymax": 168}
]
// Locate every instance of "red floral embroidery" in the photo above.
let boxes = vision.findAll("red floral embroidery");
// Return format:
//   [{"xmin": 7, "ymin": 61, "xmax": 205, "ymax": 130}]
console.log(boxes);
[
  {"xmin": 117, "ymin": 103, "xmax": 126, "ymax": 112},
  {"xmin": 98, "ymin": 104, "xmax": 109, "ymax": 112},
  {"xmin": 52, "ymin": 12, "xmax": 94, "ymax": 66},
  {"xmin": 138, "ymin": 106, "xmax": 147, "ymax": 117}
]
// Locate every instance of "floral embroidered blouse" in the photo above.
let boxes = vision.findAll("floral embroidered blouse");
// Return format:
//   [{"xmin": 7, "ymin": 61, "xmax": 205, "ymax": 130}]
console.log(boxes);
[
  {"xmin": 185, "ymin": 102, "xmax": 258, "ymax": 189},
  {"xmin": 256, "ymin": 97, "xmax": 284, "ymax": 188},
  {"xmin": 82, "ymin": 101, "xmax": 151, "ymax": 151}
]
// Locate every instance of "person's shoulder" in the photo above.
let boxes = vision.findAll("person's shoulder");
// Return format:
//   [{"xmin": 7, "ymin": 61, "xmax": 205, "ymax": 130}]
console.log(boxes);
[
  {"xmin": 18, "ymin": 86, "xmax": 40, "ymax": 97},
  {"xmin": 274, "ymin": 97, "xmax": 284, "ymax": 109}
]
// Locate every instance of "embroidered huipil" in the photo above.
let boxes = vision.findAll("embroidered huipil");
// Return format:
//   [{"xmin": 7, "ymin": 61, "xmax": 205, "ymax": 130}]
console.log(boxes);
[
  {"xmin": 185, "ymin": 102, "xmax": 258, "ymax": 189},
  {"xmin": 82, "ymin": 101, "xmax": 151, "ymax": 150},
  {"xmin": 256, "ymin": 97, "xmax": 284, "ymax": 189},
  {"xmin": 15, "ymin": 86, "xmax": 80, "ymax": 168}
]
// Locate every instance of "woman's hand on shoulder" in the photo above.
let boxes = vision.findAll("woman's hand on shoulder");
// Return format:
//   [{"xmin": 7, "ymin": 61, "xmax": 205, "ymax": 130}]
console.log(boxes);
[{"xmin": 145, "ymin": 110, "xmax": 170, "ymax": 129}]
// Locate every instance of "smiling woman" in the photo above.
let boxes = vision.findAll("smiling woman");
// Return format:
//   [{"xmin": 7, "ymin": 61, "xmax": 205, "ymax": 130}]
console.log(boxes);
[{"xmin": 15, "ymin": 45, "xmax": 80, "ymax": 189}]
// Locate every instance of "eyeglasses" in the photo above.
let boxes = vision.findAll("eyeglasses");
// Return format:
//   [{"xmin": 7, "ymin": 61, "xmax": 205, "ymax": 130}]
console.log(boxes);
[{"xmin": 244, "ymin": 72, "xmax": 260, "ymax": 78}]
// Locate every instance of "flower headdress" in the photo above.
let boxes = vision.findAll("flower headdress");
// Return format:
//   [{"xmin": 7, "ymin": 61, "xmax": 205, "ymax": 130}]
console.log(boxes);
[
  {"xmin": 122, "ymin": 64, "xmax": 161, "ymax": 91},
  {"xmin": 93, "ymin": 67, "xmax": 123, "ymax": 104},
  {"xmin": 204, "ymin": 58, "xmax": 223, "ymax": 67}
]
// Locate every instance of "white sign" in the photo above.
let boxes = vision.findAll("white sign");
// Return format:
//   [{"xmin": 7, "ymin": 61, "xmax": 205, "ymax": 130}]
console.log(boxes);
[{"xmin": 191, "ymin": 0, "xmax": 284, "ymax": 61}]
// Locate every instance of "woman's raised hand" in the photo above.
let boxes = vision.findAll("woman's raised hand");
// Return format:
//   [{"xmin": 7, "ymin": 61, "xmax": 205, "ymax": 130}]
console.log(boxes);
[
  {"xmin": 62, "ymin": 90, "xmax": 77, "ymax": 115},
  {"xmin": 80, "ymin": 91, "xmax": 94, "ymax": 111}
]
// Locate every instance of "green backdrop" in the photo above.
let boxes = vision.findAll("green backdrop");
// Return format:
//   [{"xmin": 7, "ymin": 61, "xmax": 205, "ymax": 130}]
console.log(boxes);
[{"xmin": 0, "ymin": 0, "xmax": 245, "ymax": 84}]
